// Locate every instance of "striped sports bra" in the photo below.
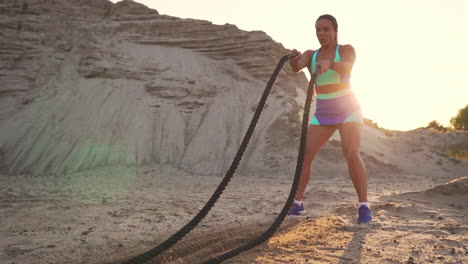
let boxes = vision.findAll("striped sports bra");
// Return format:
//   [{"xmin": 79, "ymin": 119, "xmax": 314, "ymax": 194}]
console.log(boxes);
[{"xmin": 311, "ymin": 44, "xmax": 350, "ymax": 86}]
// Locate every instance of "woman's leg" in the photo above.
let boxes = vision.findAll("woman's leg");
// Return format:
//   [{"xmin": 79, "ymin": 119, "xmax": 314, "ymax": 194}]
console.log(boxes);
[
  {"xmin": 295, "ymin": 125, "xmax": 337, "ymax": 201},
  {"xmin": 338, "ymin": 123, "xmax": 368, "ymax": 203}
]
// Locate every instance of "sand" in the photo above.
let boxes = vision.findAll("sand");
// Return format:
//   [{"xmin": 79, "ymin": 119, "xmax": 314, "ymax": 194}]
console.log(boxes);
[{"xmin": 0, "ymin": 162, "xmax": 466, "ymax": 264}]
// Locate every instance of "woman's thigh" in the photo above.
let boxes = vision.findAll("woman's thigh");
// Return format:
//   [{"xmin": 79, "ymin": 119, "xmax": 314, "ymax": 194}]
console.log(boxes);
[
  {"xmin": 305, "ymin": 125, "xmax": 338, "ymax": 160},
  {"xmin": 338, "ymin": 123, "xmax": 362, "ymax": 159}
]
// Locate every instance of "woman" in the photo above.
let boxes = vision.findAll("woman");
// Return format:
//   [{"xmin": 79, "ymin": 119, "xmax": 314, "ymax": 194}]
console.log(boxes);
[{"xmin": 288, "ymin": 14, "xmax": 372, "ymax": 224}]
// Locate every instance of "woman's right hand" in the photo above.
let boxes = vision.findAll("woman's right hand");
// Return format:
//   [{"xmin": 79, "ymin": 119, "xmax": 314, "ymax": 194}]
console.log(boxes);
[
  {"xmin": 291, "ymin": 49, "xmax": 302, "ymax": 60},
  {"xmin": 289, "ymin": 49, "xmax": 313, "ymax": 73},
  {"xmin": 289, "ymin": 49, "xmax": 304, "ymax": 72}
]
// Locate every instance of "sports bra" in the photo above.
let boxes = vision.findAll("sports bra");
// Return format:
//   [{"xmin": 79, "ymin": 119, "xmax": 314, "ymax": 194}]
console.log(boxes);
[{"xmin": 311, "ymin": 44, "xmax": 350, "ymax": 86}]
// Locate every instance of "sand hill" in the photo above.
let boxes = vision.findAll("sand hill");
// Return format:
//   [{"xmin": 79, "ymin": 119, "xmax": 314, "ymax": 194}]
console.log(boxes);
[{"xmin": 0, "ymin": 0, "xmax": 308, "ymax": 176}]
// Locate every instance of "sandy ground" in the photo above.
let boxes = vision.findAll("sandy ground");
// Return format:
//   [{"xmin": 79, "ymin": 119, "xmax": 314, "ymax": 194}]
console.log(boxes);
[{"xmin": 0, "ymin": 163, "xmax": 466, "ymax": 264}]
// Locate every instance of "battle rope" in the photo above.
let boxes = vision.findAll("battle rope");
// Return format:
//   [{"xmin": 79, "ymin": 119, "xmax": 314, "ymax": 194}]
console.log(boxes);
[
  {"xmin": 201, "ymin": 65, "xmax": 319, "ymax": 264},
  {"xmin": 121, "ymin": 53, "xmax": 299, "ymax": 264}
]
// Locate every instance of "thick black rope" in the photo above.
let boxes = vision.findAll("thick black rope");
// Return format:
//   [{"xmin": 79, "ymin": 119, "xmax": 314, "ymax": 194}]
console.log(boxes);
[
  {"xmin": 201, "ymin": 66, "xmax": 319, "ymax": 264},
  {"xmin": 121, "ymin": 53, "xmax": 298, "ymax": 264}
]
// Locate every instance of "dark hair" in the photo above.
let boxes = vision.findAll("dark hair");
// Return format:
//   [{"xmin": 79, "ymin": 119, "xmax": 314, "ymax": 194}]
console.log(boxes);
[{"xmin": 316, "ymin": 14, "xmax": 338, "ymax": 31}]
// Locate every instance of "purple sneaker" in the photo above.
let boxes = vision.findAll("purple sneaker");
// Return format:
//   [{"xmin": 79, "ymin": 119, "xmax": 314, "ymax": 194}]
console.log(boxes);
[
  {"xmin": 288, "ymin": 202, "xmax": 305, "ymax": 215},
  {"xmin": 358, "ymin": 205, "xmax": 372, "ymax": 224}
]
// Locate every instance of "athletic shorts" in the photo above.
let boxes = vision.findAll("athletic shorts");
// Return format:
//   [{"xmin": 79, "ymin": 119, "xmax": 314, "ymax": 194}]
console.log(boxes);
[{"xmin": 310, "ymin": 89, "xmax": 363, "ymax": 125}]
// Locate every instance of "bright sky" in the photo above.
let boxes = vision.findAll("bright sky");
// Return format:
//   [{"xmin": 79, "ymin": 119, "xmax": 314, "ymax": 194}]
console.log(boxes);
[{"xmin": 111, "ymin": 0, "xmax": 467, "ymax": 131}]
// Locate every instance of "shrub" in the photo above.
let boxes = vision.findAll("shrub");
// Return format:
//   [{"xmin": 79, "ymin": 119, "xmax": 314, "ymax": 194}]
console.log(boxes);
[
  {"xmin": 426, "ymin": 120, "xmax": 449, "ymax": 132},
  {"xmin": 450, "ymin": 104, "xmax": 468, "ymax": 131}
]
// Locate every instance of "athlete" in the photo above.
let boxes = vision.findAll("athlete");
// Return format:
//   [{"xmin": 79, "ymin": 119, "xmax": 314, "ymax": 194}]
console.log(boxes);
[{"xmin": 288, "ymin": 14, "xmax": 372, "ymax": 224}]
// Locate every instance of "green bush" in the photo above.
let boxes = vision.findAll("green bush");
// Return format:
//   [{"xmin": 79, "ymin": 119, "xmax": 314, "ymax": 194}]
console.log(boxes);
[
  {"xmin": 426, "ymin": 120, "xmax": 448, "ymax": 132},
  {"xmin": 450, "ymin": 104, "xmax": 468, "ymax": 131}
]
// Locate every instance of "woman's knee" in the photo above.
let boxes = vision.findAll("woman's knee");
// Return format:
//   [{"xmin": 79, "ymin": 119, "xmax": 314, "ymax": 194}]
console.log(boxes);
[
  {"xmin": 342, "ymin": 149, "xmax": 361, "ymax": 163},
  {"xmin": 304, "ymin": 149, "xmax": 318, "ymax": 164}
]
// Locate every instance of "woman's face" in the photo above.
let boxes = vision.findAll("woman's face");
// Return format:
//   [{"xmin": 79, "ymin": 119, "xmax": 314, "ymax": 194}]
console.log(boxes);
[{"xmin": 315, "ymin": 19, "xmax": 337, "ymax": 46}]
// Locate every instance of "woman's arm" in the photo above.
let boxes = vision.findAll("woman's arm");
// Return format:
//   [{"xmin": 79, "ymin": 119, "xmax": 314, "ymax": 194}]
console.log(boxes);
[
  {"xmin": 332, "ymin": 44, "xmax": 355, "ymax": 74},
  {"xmin": 316, "ymin": 44, "xmax": 356, "ymax": 74},
  {"xmin": 289, "ymin": 49, "xmax": 314, "ymax": 72}
]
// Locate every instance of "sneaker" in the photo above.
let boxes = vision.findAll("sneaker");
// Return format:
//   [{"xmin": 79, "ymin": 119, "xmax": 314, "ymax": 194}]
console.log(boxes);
[
  {"xmin": 288, "ymin": 202, "xmax": 305, "ymax": 215},
  {"xmin": 358, "ymin": 205, "xmax": 372, "ymax": 224}
]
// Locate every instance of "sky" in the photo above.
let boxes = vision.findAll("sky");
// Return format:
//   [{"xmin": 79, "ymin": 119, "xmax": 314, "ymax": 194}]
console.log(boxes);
[{"xmin": 110, "ymin": 0, "xmax": 467, "ymax": 131}]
